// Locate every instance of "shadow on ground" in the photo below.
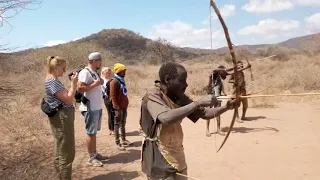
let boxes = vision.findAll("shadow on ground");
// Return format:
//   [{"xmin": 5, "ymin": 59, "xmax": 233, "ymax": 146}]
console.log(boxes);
[
  {"xmin": 86, "ymin": 171, "xmax": 140, "ymax": 180},
  {"xmin": 104, "ymin": 149, "xmax": 141, "ymax": 164},
  {"xmin": 130, "ymin": 140, "xmax": 142, "ymax": 148},
  {"xmin": 126, "ymin": 131, "xmax": 140, "ymax": 137},
  {"xmin": 242, "ymin": 116, "xmax": 266, "ymax": 121},
  {"xmin": 221, "ymin": 126, "xmax": 279, "ymax": 134}
]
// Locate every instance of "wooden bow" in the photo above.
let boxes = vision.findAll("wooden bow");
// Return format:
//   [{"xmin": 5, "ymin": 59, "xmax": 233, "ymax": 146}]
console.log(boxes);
[{"xmin": 210, "ymin": 0, "xmax": 239, "ymax": 153}]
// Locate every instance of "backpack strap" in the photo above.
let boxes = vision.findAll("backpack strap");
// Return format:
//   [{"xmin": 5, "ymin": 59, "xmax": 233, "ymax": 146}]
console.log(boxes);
[{"xmin": 84, "ymin": 67, "xmax": 98, "ymax": 80}]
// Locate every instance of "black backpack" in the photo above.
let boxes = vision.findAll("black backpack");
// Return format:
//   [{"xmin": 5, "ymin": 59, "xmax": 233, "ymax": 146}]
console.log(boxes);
[
  {"xmin": 103, "ymin": 78, "xmax": 116, "ymax": 101},
  {"xmin": 74, "ymin": 68, "xmax": 98, "ymax": 104}
]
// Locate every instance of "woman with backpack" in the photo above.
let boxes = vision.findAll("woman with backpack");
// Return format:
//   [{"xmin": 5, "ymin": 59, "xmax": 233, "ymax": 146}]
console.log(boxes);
[
  {"xmin": 101, "ymin": 67, "xmax": 115, "ymax": 136},
  {"xmin": 44, "ymin": 56, "xmax": 78, "ymax": 180}
]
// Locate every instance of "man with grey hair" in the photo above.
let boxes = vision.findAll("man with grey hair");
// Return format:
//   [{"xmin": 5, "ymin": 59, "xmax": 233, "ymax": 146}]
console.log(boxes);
[{"xmin": 77, "ymin": 52, "xmax": 108, "ymax": 167}]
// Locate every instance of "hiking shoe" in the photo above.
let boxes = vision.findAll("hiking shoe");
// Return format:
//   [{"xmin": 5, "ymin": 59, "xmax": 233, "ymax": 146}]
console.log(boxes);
[
  {"xmin": 87, "ymin": 157, "xmax": 103, "ymax": 167},
  {"xmin": 109, "ymin": 131, "xmax": 114, "ymax": 136},
  {"xmin": 122, "ymin": 139, "xmax": 132, "ymax": 146},
  {"xmin": 95, "ymin": 153, "xmax": 108, "ymax": 161},
  {"xmin": 116, "ymin": 144, "xmax": 126, "ymax": 151}
]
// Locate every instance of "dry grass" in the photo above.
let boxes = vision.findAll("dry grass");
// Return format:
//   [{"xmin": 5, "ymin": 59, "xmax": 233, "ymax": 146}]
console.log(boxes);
[
  {"xmin": 1, "ymin": 48, "xmax": 320, "ymax": 179},
  {"xmin": 126, "ymin": 53, "xmax": 320, "ymax": 106}
]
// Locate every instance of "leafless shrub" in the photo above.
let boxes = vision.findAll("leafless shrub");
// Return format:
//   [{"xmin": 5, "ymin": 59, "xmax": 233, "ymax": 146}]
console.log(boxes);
[{"xmin": 146, "ymin": 38, "xmax": 175, "ymax": 64}]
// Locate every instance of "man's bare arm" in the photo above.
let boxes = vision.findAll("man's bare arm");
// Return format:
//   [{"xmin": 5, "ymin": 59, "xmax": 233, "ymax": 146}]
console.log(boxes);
[
  {"xmin": 201, "ymin": 99, "xmax": 237, "ymax": 120},
  {"xmin": 77, "ymin": 80, "xmax": 100, "ymax": 93},
  {"xmin": 228, "ymin": 74, "xmax": 235, "ymax": 84},
  {"xmin": 156, "ymin": 102, "xmax": 199, "ymax": 125},
  {"xmin": 208, "ymin": 74, "xmax": 212, "ymax": 88},
  {"xmin": 226, "ymin": 67, "xmax": 234, "ymax": 72},
  {"xmin": 201, "ymin": 105, "xmax": 230, "ymax": 120},
  {"xmin": 227, "ymin": 65, "xmax": 251, "ymax": 75}
]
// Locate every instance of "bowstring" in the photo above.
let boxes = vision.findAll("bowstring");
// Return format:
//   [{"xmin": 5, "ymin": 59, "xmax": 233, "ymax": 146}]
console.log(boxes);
[
  {"xmin": 209, "ymin": 0, "xmax": 218, "ymax": 152},
  {"xmin": 209, "ymin": 0, "xmax": 213, "ymax": 50}
]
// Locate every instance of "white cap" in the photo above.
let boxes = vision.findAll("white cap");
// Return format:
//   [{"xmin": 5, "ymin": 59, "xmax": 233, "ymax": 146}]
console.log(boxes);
[{"xmin": 88, "ymin": 52, "xmax": 101, "ymax": 61}]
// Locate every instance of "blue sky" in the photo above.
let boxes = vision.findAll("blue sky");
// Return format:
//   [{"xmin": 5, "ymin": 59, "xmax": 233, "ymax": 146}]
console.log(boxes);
[{"xmin": 1, "ymin": 0, "xmax": 319, "ymax": 51}]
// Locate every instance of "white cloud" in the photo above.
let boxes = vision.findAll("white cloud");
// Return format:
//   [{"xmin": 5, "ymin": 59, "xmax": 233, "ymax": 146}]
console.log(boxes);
[
  {"xmin": 242, "ymin": 0, "xmax": 320, "ymax": 13},
  {"xmin": 296, "ymin": 0, "xmax": 320, "ymax": 6},
  {"xmin": 43, "ymin": 37, "xmax": 82, "ymax": 47},
  {"xmin": 238, "ymin": 19, "xmax": 300, "ymax": 39},
  {"xmin": 213, "ymin": 4, "xmax": 236, "ymax": 19},
  {"xmin": 242, "ymin": 0, "xmax": 294, "ymax": 13},
  {"xmin": 305, "ymin": 13, "xmax": 320, "ymax": 33},
  {"xmin": 72, "ymin": 37, "xmax": 81, "ymax": 41},
  {"xmin": 148, "ymin": 20, "xmax": 225, "ymax": 49},
  {"xmin": 44, "ymin": 40, "xmax": 66, "ymax": 47},
  {"xmin": 202, "ymin": 4, "xmax": 235, "ymax": 25}
]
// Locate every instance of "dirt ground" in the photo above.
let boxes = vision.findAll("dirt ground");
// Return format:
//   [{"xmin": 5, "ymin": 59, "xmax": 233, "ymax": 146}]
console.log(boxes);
[{"xmin": 70, "ymin": 100, "xmax": 320, "ymax": 180}]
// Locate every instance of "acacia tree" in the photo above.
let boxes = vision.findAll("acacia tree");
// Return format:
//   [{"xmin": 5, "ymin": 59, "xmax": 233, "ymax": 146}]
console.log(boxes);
[{"xmin": 147, "ymin": 38, "xmax": 175, "ymax": 63}]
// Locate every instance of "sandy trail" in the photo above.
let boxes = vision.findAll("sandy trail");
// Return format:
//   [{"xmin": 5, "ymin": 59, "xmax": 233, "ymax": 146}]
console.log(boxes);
[{"xmin": 70, "ymin": 101, "xmax": 320, "ymax": 180}]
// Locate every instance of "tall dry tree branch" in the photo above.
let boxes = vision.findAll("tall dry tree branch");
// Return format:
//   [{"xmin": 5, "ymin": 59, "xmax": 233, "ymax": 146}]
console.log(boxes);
[
  {"xmin": 0, "ymin": 0, "xmax": 41, "ymax": 26},
  {"xmin": 0, "ymin": 0, "xmax": 42, "ymax": 51}
]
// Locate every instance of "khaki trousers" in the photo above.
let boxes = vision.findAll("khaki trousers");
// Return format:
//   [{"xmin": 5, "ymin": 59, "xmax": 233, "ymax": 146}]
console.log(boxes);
[{"xmin": 49, "ymin": 107, "xmax": 75, "ymax": 180}]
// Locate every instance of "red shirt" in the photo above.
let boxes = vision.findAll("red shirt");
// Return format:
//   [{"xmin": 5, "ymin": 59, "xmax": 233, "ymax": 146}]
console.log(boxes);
[{"xmin": 110, "ymin": 79, "xmax": 129, "ymax": 110}]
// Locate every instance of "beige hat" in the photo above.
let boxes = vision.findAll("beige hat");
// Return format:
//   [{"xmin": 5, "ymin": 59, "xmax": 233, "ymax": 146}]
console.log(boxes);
[{"xmin": 88, "ymin": 52, "xmax": 101, "ymax": 61}]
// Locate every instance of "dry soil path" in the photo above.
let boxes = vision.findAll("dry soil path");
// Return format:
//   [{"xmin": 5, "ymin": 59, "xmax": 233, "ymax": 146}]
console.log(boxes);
[{"xmin": 70, "ymin": 101, "xmax": 320, "ymax": 180}]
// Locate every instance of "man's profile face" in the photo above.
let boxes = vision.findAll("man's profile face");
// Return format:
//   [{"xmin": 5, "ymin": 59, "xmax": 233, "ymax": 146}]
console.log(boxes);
[
  {"xmin": 167, "ymin": 67, "xmax": 188, "ymax": 98},
  {"xmin": 93, "ymin": 59, "xmax": 102, "ymax": 70},
  {"xmin": 118, "ymin": 69, "xmax": 126, "ymax": 77}
]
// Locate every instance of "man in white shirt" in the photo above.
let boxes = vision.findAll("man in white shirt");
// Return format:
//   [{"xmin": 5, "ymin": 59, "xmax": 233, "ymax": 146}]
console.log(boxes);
[{"xmin": 77, "ymin": 52, "xmax": 107, "ymax": 167}]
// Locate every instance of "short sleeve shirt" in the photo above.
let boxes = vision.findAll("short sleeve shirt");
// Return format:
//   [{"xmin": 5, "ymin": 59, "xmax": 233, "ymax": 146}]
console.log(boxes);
[
  {"xmin": 45, "ymin": 78, "xmax": 73, "ymax": 108},
  {"xmin": 78, "ymin": 67, "xmax": 103, "ymax": 111}
]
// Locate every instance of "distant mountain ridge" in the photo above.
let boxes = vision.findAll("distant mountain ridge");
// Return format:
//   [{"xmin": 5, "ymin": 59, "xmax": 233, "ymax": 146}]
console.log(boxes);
[{"xmin": 1, "ymin": 29, "xmax": 318, "ymax": 70}]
